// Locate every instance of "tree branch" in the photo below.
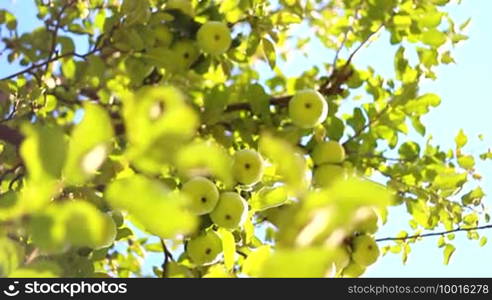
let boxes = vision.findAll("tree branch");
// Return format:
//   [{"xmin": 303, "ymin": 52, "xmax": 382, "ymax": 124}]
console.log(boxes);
[
  {"xmin": 160, "ymin": 239, "xmax": 174, "ymax": 278},
  {"xmin": 44, "ymin": 0, "xmax": 75, "ymax": 74},
  {"xmin": 0, "ymin": 124, "xmax": 24, "ymax": 147},
  {"xmin": 1, "ymin": 32, "xmax": 106, "ymax": 82},
  {"xmin": 376, "ymin": 224, "xmax": 492, "ymax": 242},
  {"xmin": 225, "ymin": 94, "xmax": 292, "ymax": 113}
]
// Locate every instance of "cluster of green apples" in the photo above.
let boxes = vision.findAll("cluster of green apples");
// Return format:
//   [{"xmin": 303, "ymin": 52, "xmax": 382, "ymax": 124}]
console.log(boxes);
[
  {"xmin": 182, "ymin": 149, "xmax": 265, "ymax": 266},
  {"xmin": 288, "ymin": 89, "xmax": 350, "ymax": 188},
  {"xmin": 311, "ymin": 139, "xmax": 347, "ymax": 188},
  {"xmin": 340, "ymin": 207, "xmax": 380, "ymax": 277},
  {"xmin": 140, "ymin": 1, "xmax": 232, "ymax": 73}
]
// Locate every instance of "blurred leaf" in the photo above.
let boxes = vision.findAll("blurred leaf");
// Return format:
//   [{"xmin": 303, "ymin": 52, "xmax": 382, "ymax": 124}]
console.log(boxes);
[
  {"xmin": 0, "ymin": 238, "xmax": 24, "ymax": 277},
  {"xmin": 63, "ymin": 103, "xmax": 114, "ymax": 185},
  {"xmin": 218, "ymin": 228, "xmax": 236, "ymax": 271},
  {"xmin": 105, "ymin": 175, "xmax": 197, "ymax": 238},
  {"xmin": 262, "ymin": 38, "xmax": 276, "ymax": 70}
]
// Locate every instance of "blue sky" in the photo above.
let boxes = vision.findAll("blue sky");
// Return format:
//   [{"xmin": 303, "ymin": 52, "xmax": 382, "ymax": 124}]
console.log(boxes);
[{"xmin": 1, "ymin": 0, "xmax": 491, "ymax": 277}]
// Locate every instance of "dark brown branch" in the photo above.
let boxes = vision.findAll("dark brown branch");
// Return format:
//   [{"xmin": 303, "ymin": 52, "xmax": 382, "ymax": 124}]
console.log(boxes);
[
  {"xmin": 0, "ymin": 124, "xmax": 24, "ymax": 146},
  {"xmin": 346, "ymin": 23, "xmax": 385, "ymax": 67},
  {"xmin": 160, "ymin": 239, "xmax": 174, "ymax": 278},
  {"xmin": 376, "ymin": 224, "xmax": 492, "ymax": 242},
  {"xmin": 224, "ymin": 95, "xmax": 292, "ymax": 113}
]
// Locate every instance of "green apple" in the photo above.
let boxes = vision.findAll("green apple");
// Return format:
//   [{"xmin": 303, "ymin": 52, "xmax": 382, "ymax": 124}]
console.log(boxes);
[
  {"xmin": 196, "ymin": 21, "xmax": 232, "ymax": 56},
  {"xmin": 351, "ymin": 234, "xmax": 380, "ymax": 266},
  {"xmin": 210, "ymin": 192, "xmax": 248, "ymax": 229},
  {"xmin": 313, "ymin": 164, "xmax": 346, "ymax": 188},
  {"xmin": 166, "ymin": 0, "xmax": 194, "ymax": 17},
  {"xmin": 312, "ymin": 140, "xmax": 345, "ymax": 165},
  {"xmin": 288, "ymin": 89, "xmax": 328, "ymax": 128},
  {"xmin": 169, "ymin": 40, "xmax": 199, "ymax": 72},
  {"xmin": 341, "ymin": 261, "xmax": 366, "ymax": 278},
  {"xmin": 232, "ymin": 149, "xmax": 264, "ymax": 186},
  {"xmin": 165, "ymin": 261, "xmax": 194, "ymax": 278},
  {"xmin": 333, "ymin": 246, "xmax": 351, "ymax": 272},
  {"xmin": 186, "ymin": 230, "xmax": 222, "ymax": 265},
  {"xmin": 354, "ymin": 207, "xmax": 379, "ymax": 234},
  {"xmin": 182, "ymin": 177, "xmax": 219, "ymax": 215},
  {"xmin": 154, "ymin": 24, "xmax": 173, "ymax": 47}
]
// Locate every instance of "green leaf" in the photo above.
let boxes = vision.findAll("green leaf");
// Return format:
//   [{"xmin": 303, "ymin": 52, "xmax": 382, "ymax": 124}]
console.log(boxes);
[
  {"xmin": 461, "ymin": 187, "xmax": 485, "ymax": 206},
  {"xmin": 63, "ymin": 103, "xmax": 114, "ymax": 185},
  {"xmin": 398, "ymin": 141, "xmax": 420, "ymax": 160},
  {"xmin": 259, "ymin": 247, "xmax": 338, "ymax": 277},
  {"xmin": 0, "ymin": 238, "xmax": 24, "ymax": 277},
  {"xmin": 325, "ymin": 116, "xmax": 345, "ymax": 141},
  {"xmin": 218, "ymin": 228, "xmax": 236, "ymax": 271},
  {"xmin": 203, "ymin": 85, "xmax": 229, "ymax": 124},
  {"xmin": 347, "ymin": 107, "xmax": 366, "ymax": 133},
  {"xmin": 443, "ymin": 244, "xmax": 455, "ymax": 265},
  {"xmin": 262, "ymin": 38, "xmax": 276, "ymax": 70},
  {"xmin": 437, "ymin": 236, "xmax": 445, "ymax": 248},
  {"xmin": 121, "ymin": 0, "xmax": 150, "ymax": 25},
  {"xmin": 421, "ymin": 29, "xmax": 447, "ymax": 47},
  {"xmin": 242, "ymin": 245, "xmax": 271, "ymax": 277},
  {"xmin": 455, "ymin": 129, "xmax": 467, "ymax": 148},
  {"xmin": 259, "ymin": 134, "xmax": 308, "ymax": 191},
  {"xmin": 61, "ymin": 58, "xmax": 76, "ymax": 79},
  {"xmin": 123, "ymin": 86, "xmax": 199, "ymax": 173},
  {"xmin": 245, "ymin": 83, "xmax": 271, "ymax": 121},
  {"xmin": 479, "ymin": 236, "xmax": 487, "ymax": 247},
  {"xmin": 271, "ymin": 11, "xmax": 302, "ymax": 25},
  {"xmin": 457, "ymin": 155, "xmax": 475, "ymax": 170},
  {"xmin": 105, "ymin": 175, "xmax": 197, "ymax": 239},
  {"xmin": 176, "ymin": 140, "xmax": 233, "ymax": 188},
  {"xmin": 251, "ymin": 186, "xmax": 289, "ymax": 211},
  {"xmin": 63, "ymin": 201, "xmax": 116, "ymax": 249},
  {"xmin": 393, "ymin": 14, "xmax": 412, "ymax": 28},
  {"xmin": 21, "ymin": 124, "xmax": 67, "ymax": 181}
]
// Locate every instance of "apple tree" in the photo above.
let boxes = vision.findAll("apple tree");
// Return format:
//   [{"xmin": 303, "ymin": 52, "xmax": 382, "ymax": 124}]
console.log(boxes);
[{"xmin": 0, "ymin": 0, "xmax": 489, "ymax": 278}]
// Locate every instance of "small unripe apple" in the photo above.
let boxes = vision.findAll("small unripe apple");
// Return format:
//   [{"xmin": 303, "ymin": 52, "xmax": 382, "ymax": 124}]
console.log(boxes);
[
  {"xmin": 154, "ymin": 24, "xmax": 173, "ymax": 47},
  {"xmin": 353, "ymin": 207, "xmax": 379, "ymax": 234},
  {"xmin": 232, "ymin": 149, "xmax": 264, "ymax": 186},
  {"xmin": 210, "ymin": 192, "xmax": 248, "ymax": 229},
  {"xmin": 288, "ymin": 89, "xmax": 328, "ymax": 128},
  {"xmin": 186, "ymin": 230, "xmax": 222, "ymax": 265},
  {"xmin": 351, "ymin": 234, "xmax": 380, "ymax": 266},
  {"xmin": 170, "ymin": 40, "xmax": 199, "ymax": 72},
  {"xmin": 313, "ymin": 164, "xmax": 346, "ymax": 188},
  {"xmin": 196, "ymin": 21, "xmax": 232, "ymax": 56},
  {"xmin": 166, "ymin": 0, "xmax": 194, "ymax": 17},
  {"xmin": 341, "ymin": 261, "xmax": 366, "ymax": 278},
  {"xmin": 312, "ymin": 140, "xmax": 345, "ymax": 165},
  {"xmin": 182, "ymin": 177, "xmax": 219, "ymax": 215}
]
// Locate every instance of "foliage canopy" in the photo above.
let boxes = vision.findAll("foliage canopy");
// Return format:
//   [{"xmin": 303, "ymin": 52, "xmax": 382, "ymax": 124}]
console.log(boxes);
[{"xmin": 0, "ymin": 0, "xmax": 489, "ymax": 278}]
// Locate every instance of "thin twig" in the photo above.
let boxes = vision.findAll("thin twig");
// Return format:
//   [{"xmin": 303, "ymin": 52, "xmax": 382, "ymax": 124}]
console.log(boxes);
[
  {"xmin": 376, "ymin": 224, "xmax": 492, "ymax": 242},
  {"xmin": 160, "ymin": 239, "xmax": 174, "ymax": 278},
  {"xmin": 331, "ymin": 6, "xmax": 361, "ymax": 72},
  {"xmin": 0, "ymin": 163, "xmax": 23, "ymax": 185},
  {"xmin": 1, "ymin": 32, "xmax": 106, "ymax": 82},
  {"xmin": 44, "ymin": 0, "xmax": 75, "ymax": 74},
  {"xmin": 345, "ymin": 23, "xmax": 385, "ymax": 67}
]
